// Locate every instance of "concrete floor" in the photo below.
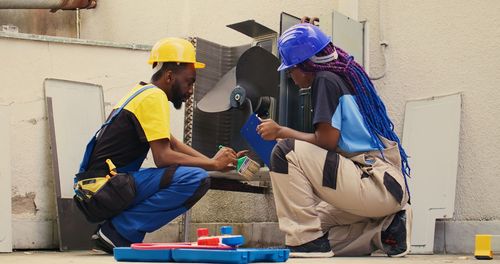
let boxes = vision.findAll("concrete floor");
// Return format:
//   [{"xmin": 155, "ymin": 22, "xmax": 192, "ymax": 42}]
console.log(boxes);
[{"xmin": 0, "ymin": 250, "xmax": 498, "ymax": 264}]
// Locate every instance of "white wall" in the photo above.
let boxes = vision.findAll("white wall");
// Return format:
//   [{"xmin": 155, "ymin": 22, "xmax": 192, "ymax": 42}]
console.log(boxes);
[
  {"xmin": 359, "ymin": 0, "xmax": 500, "ymax": 221},
  {"xmin": 0, "ymin": 36, "xmax": 184, "ymax": 248},
  {"xmin": 80, "ymin": 0, "xmax": 338, "ymax": 46}
]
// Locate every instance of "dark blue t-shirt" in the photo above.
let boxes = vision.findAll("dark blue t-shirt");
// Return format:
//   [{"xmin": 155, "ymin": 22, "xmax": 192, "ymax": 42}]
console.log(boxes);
[{"xmin": 311, "ymin": 71, "xmax": 379, "ymax": 153}]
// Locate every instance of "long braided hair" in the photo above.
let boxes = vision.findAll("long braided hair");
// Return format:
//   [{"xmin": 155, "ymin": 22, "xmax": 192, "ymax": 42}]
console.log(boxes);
[{"xmin": 299, "ymin": 43, "xmax": 411, "ymax": 178}]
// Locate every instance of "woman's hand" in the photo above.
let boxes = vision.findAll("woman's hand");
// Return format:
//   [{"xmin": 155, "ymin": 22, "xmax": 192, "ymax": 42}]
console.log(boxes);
[
  {"xmin": 257, "ymin": 118, "xmax": 283, "ymax": 140},
  {"xmin": 236, "ymin": 150, "xmax": 249, "ymax": 158}
]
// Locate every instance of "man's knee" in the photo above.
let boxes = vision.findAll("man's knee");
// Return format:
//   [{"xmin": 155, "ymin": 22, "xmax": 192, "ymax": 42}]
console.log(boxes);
[
  {"xmin": 183, "ymin": 170, "xmax": 210, "ymax": 209},
  {"xmin": 270, "ymin": 138, "xmax": 295, "ymax": 174}
]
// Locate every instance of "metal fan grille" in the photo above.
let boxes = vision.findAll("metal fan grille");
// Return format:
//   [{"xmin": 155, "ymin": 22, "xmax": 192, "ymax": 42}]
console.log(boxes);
[{"xmin": 192, "ymin": 39, "xmax": 250, "ymax": 158}]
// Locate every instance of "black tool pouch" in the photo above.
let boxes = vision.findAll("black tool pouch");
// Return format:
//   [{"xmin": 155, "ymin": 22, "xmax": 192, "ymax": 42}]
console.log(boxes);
[{"xmin": 73, "ymin": 172, "xmax": 136, "ymax": 223}]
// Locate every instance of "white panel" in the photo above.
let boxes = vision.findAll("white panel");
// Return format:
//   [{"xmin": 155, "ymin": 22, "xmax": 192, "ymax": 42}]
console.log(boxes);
[
  {"xmin": 280, "ymin": 12, "xmax": 300, "ymax": 35},
  {"xmin": 402, "ymin": 93, "xmax": 461, "ymax": 254},
  {"xmin": 45, "ymin": 79, "xmax": 105, "ymax": 199},
  {"xmin": 332, "ymin": 10, "xmax": 364, "ymax": 66},
  {"xmin": 0, "ymin": 106, "xmax": 12, "ymax": 252}
]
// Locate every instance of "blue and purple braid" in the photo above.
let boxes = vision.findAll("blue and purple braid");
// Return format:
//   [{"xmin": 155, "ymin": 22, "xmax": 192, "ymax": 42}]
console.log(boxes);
[{"xmin": 299, "ymin": 43, "xmax": 411, "ymax": 178}]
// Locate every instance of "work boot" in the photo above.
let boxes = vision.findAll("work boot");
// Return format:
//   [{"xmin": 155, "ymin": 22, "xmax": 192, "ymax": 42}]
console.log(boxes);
[
  {"xmin": 91, "ymin": 221, "xmax": 132, "ymax": 254},
  {"xmin": 286, "ymin": 232, "xmax": 334, "ymax": 258},
  {"xmin": 382, "ymin": 205, "xmax": 413, "ymax": 257}
]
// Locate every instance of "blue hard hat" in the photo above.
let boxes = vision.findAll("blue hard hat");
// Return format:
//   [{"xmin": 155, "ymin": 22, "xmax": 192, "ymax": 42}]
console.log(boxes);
[{"xmin": 277, "ymin": 23, "xmax": 332, "ymax": 71}]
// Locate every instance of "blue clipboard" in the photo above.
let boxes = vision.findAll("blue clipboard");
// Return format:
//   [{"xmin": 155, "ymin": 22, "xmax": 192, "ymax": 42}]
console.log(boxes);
[{"xmin": 240, "ymin": 114, "xmax": 277, "ymax": 167}]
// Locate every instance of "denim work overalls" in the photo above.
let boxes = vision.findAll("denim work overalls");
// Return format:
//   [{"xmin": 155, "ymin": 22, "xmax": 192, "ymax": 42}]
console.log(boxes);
[{"xmin": 77, "ymin": 85, "xmax": 209, "ymax": 242}]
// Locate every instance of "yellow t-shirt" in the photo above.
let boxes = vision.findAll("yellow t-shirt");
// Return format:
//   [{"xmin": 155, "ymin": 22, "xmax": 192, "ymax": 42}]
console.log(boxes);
[
  {"xmin": 87, "ymin": 82, "xmax": 171, "ymax": 171},
  {"xmin": 115, "ymin": 83, "xmax": 171, "ymax": 142}
]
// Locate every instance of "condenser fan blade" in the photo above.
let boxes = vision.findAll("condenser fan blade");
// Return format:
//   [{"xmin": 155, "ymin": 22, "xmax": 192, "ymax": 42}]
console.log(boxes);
[
  {"xmin": 197, "ymin": 67, "xmax": 236, "ymax": 113},
  {"xmin": 236, "ymin": 46, "xmax": 280, "ymax": 109}
]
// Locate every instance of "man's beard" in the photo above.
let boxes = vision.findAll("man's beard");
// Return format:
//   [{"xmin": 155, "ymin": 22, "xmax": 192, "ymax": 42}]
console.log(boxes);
[{"xmin": 171, "ymin": 80, "xmax": 184, "ymax": 110}]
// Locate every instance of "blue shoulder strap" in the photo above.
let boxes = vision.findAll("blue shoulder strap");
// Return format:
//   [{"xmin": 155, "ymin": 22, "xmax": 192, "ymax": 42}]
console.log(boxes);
[
  {"xmin": 78, "ymin": 84, "xmax": 156, "ymax": 173},
  {"xmin": 98, "ymin": 85, "xmax": 156, "ymax": 134}
]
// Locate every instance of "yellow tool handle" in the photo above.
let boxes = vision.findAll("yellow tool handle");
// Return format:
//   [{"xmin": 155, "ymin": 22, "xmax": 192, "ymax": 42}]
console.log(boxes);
[{"xmin": 106, "ymin": 159, "xmax": 117, "ymax": 176}]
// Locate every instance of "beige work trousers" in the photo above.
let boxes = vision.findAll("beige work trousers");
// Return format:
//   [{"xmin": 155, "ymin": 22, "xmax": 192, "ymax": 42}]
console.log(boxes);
[{"xmin": 269, "ymin": 136, "xmax": 410, "ymax": 256}]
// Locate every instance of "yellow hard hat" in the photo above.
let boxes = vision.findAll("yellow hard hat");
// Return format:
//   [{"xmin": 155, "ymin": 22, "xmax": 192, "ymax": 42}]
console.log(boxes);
[{"xmin": 148, "ymin": 38, "xmax": 205, "ymax": 68}]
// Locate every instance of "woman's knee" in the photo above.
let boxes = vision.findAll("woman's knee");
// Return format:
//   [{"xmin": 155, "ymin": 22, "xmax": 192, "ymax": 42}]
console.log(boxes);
[{"xmin": 270, "ymin": 138, "xmax": 295, "ymax": 174}]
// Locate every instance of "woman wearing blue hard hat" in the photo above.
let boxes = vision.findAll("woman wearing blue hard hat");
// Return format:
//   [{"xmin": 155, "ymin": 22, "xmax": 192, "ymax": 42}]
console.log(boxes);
[{"xmin": 257, "ymin": 21, "xmax": 412, "ymax": 257}]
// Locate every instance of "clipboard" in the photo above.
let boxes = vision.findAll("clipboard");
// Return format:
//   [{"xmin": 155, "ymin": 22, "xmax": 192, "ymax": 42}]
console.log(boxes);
[{"xmin": 240, "ymin": 114, "xmax": 277, "ymax": 167}]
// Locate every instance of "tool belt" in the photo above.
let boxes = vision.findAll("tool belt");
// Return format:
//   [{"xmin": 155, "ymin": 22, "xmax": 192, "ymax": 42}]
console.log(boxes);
[{"xmin": 73, "ymin": 159, "xmax": 136, "ymax": 223}]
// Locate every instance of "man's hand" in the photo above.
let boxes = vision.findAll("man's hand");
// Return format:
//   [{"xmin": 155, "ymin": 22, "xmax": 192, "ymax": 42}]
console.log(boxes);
[
  {"xmin": 211, "ymin": 146, "xmax": 237, "ymax": 171},
  {"xmin": 256, "ymin": 118, "xmax": 283, "ymax": 140}
]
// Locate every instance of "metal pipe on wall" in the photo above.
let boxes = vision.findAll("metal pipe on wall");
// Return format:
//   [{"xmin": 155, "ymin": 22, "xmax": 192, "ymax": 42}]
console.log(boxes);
[{"xmin": 0, "ymin": 0, "xmax": 96, "ymax": 10}]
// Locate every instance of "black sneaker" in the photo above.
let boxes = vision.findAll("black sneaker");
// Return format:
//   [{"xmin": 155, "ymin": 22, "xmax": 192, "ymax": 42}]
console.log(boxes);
[
  {"xmin": 381, "ymin": 206, "xmax": 412, "ymax": 257},
  {"xmin": 286, "ymin": 232, "xmax": 334, "ymax": 258},
  {"xmin": 91, "ymin": 221, "xmax": 132, "ymax": 254}
]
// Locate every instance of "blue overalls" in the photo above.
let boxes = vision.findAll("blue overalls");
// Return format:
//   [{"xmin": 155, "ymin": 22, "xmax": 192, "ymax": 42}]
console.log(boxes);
[{"xmin": 77, "ymin": 85, "xmax": 210, "ymax": 242}]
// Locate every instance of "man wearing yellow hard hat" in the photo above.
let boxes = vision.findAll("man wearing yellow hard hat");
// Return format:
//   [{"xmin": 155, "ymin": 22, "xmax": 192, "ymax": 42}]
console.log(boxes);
[{"xmin": 73, "ymin": 38, "xmax": 242, "ymax": 253}]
